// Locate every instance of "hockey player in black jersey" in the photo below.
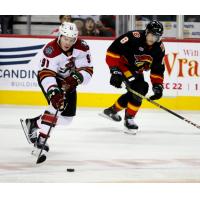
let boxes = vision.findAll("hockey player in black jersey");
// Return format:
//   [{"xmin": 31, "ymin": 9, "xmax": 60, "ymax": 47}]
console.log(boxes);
[{"xmin": 101, "ymin": 21, "xmax": 165, "ymax": 134}]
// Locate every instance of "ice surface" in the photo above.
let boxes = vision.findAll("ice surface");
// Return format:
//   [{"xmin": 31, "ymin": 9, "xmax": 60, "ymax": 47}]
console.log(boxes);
[{"xmin": 0, "ymin": 105, "xmax": 200, "ymax": 182}]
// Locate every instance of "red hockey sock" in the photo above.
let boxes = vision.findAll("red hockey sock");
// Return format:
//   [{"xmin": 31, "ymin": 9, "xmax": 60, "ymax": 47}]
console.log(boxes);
[{"xmin": 126, "ymin": 102, "xmax": 141, "ymax": 117}]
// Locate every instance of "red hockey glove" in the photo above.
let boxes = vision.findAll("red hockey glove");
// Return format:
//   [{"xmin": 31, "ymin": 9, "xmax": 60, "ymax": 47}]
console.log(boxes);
[
  {"xmin": 47, "ymin": 86, "xmax": 64, "ymax": 110},
  {"xmin": 62, "ymin": 71, "xmax": 84, "ymax": 93}
]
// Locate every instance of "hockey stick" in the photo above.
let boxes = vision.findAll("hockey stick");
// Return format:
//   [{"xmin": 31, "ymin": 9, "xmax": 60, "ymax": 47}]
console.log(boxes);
[
  {"xmin": 36, "ymin": 109, "xmax": 59, "ymax": 164},
  {"xmin": 124, "ymin": 82, "xmax": 200, "ymax": 130}
]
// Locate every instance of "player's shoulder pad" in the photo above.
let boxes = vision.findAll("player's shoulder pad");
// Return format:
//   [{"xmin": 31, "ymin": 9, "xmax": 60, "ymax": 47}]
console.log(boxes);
[
  {"xmin": 126, "ymin": 30, "xmax": 144, "ymax": 39},
  {"xmin": 131, "ymin": 30, "xmax": 142, "ymax": 39},
  {"xmin": 118, "ymin": 31, "xmax": 142, "ymax": 45},
  {"xmin": 121, "ymin": 30, "xmax": 144, "ymax": 45},
  {"xmin": 74, "ymin": 39, "xmax": 90, "ymax": 52},
  {"xmin": 43, "ymin": 39, "xmax": 62, "ymax": 58}
]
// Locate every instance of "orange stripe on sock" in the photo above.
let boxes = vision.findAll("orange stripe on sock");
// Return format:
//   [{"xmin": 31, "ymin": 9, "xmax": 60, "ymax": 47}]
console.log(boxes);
[
  {"xmin": 114, "ymin": 101, "xmax": 124, "ymax": 111},
  {"xmin": 127, "ymin": 102, "xmax": 140, "ymax": 111}
]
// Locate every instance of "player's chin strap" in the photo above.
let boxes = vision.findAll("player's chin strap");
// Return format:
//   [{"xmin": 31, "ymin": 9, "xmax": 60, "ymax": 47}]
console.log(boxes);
[{"xmin": 123, "ymin": 81, "xmax": 200, "ymax": 130}]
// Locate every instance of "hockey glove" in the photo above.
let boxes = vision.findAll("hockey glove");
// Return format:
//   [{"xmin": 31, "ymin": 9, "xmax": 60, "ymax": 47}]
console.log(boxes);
[
  {"xmin": 110, "ymin": 67, "xmax": 123, "ymax": 88},
  {"xmin": 149, "ymin": 84, "xmax": 163, "ymax": 100},
  {"xmin": 47, "ymin": 86, "xmax": 64, "ymax": 111},
  {"xmin": 63, "ymin": 71, "xmax": 84, "ymax": 93}
]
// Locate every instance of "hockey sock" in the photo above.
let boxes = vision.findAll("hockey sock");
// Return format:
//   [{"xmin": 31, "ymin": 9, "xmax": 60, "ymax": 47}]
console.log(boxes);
[
  {"xmin": 36, "ymin": 110, "xmax": 58, "ymax": 137},
  {"xmin": 126, "ymin": 102, "xmax": 141, "ymax": 117},
  {"xmin": 113, "ymin": 100, "xmax": 125, "ymax": 112}
]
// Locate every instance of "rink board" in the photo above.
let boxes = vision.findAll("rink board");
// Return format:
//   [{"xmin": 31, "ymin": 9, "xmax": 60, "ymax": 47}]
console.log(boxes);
[
  {"xmin": 0, "ymin": 35, "xmax": 200, "ymax": 110},
  {"xmin": 0, "ymin": 90, "xmax": 200, "ymax": 110}
]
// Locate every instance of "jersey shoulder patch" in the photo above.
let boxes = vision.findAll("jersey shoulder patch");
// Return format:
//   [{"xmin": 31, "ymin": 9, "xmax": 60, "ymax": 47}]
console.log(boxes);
[
  {"xmin": 132, "ymin": 31, "xmax": 141, "ymax": 38},
  {"xmin": 74, "ymin": 39, "xmax": 89, "ymax": 52},
  {"xmin": 43, "ymin": 39, "xmax": 62, "ymax": 58}
]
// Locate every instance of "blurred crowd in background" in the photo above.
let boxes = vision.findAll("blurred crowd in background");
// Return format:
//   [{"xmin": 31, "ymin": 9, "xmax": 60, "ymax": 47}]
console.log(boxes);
[
  {"xmin": 0, "ymin": 15, "xmax": 13, "ymax": 34},
  {"xmin": 0, "ymin": 15, "xmax": 116, "ymax": 36},
  {"xmin": 51, "ymin": 15, "xmax": 116, "ymax": 36},
  {"xmin": 1, "ymin": 15, "xmax": 200, "ymax": 38}
]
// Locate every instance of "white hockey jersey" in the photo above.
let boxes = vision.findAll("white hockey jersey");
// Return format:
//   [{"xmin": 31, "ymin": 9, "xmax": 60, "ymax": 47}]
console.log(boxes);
[{"xmin": 38, "ymin": 38, "xmax": 93, "ymax": 93}]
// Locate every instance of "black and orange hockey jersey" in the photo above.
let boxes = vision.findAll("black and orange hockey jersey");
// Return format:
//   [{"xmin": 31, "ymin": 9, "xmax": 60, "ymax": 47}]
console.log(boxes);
[{"xmin": 106, "ymin": 30, "xmax": 165, "ymax": 85}]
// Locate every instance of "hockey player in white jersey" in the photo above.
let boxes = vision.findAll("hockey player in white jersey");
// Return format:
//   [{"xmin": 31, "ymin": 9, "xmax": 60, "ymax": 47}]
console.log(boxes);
[{"xmin": 20, "ymin": 22, "xmax": 93, "ymax": 158}]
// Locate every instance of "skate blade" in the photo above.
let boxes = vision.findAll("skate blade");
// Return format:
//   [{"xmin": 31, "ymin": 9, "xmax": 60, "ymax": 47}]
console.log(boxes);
[
  {"xmin": 98, "ymin": 113, "xmax": 121, "ymax": 122},
  {"xmin": 124, "ymin": 127, "xmax": 138, "ymax": 135},
  {"xmin": 20, "ymin": 119, "xmax": 31, "ymax": 144}
]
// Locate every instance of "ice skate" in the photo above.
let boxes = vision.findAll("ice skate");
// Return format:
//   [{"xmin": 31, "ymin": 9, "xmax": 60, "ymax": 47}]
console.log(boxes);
[
  {"xmin": 34, "ymin": 134, "xmax": 49, "ymax": 152},
  {"xmin": 20, "ymin": 116, "xmax": 40, "ymax": 144},
  {"xmin": 99, "ymin": 106, "xmax": 122, "ymax": 122},
  {"xmin": 124, "ymin": 114, "xmax": 138, "ymax": 135},
  {"xmin": 32, "ymin": 134, "xmax": 49, "ymax": 164}
]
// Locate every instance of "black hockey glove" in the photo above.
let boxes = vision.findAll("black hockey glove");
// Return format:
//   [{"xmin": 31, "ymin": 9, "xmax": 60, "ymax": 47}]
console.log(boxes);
[
  {"xmin": 149, "ymin": 84, "xmax": 163, "ymax": 100},
  {"xmin": 47, "ymin": 86, "xmax": 64, "ymax": 111},
  {"xmin": 110, "ymin": 67, "xmax": 123, "ymax": 88}
]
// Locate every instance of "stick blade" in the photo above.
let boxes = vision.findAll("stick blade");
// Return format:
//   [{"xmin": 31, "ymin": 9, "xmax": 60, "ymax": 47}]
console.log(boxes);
[{"xmin": 36, "ymin": 154, "xmax": 47, "ymax": 164}]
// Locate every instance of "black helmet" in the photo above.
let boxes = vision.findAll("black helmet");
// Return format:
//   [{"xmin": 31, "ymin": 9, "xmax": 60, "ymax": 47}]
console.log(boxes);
[{"xmin": 145, "ymin": 20, "xmax": 163, "ymax": 36}]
